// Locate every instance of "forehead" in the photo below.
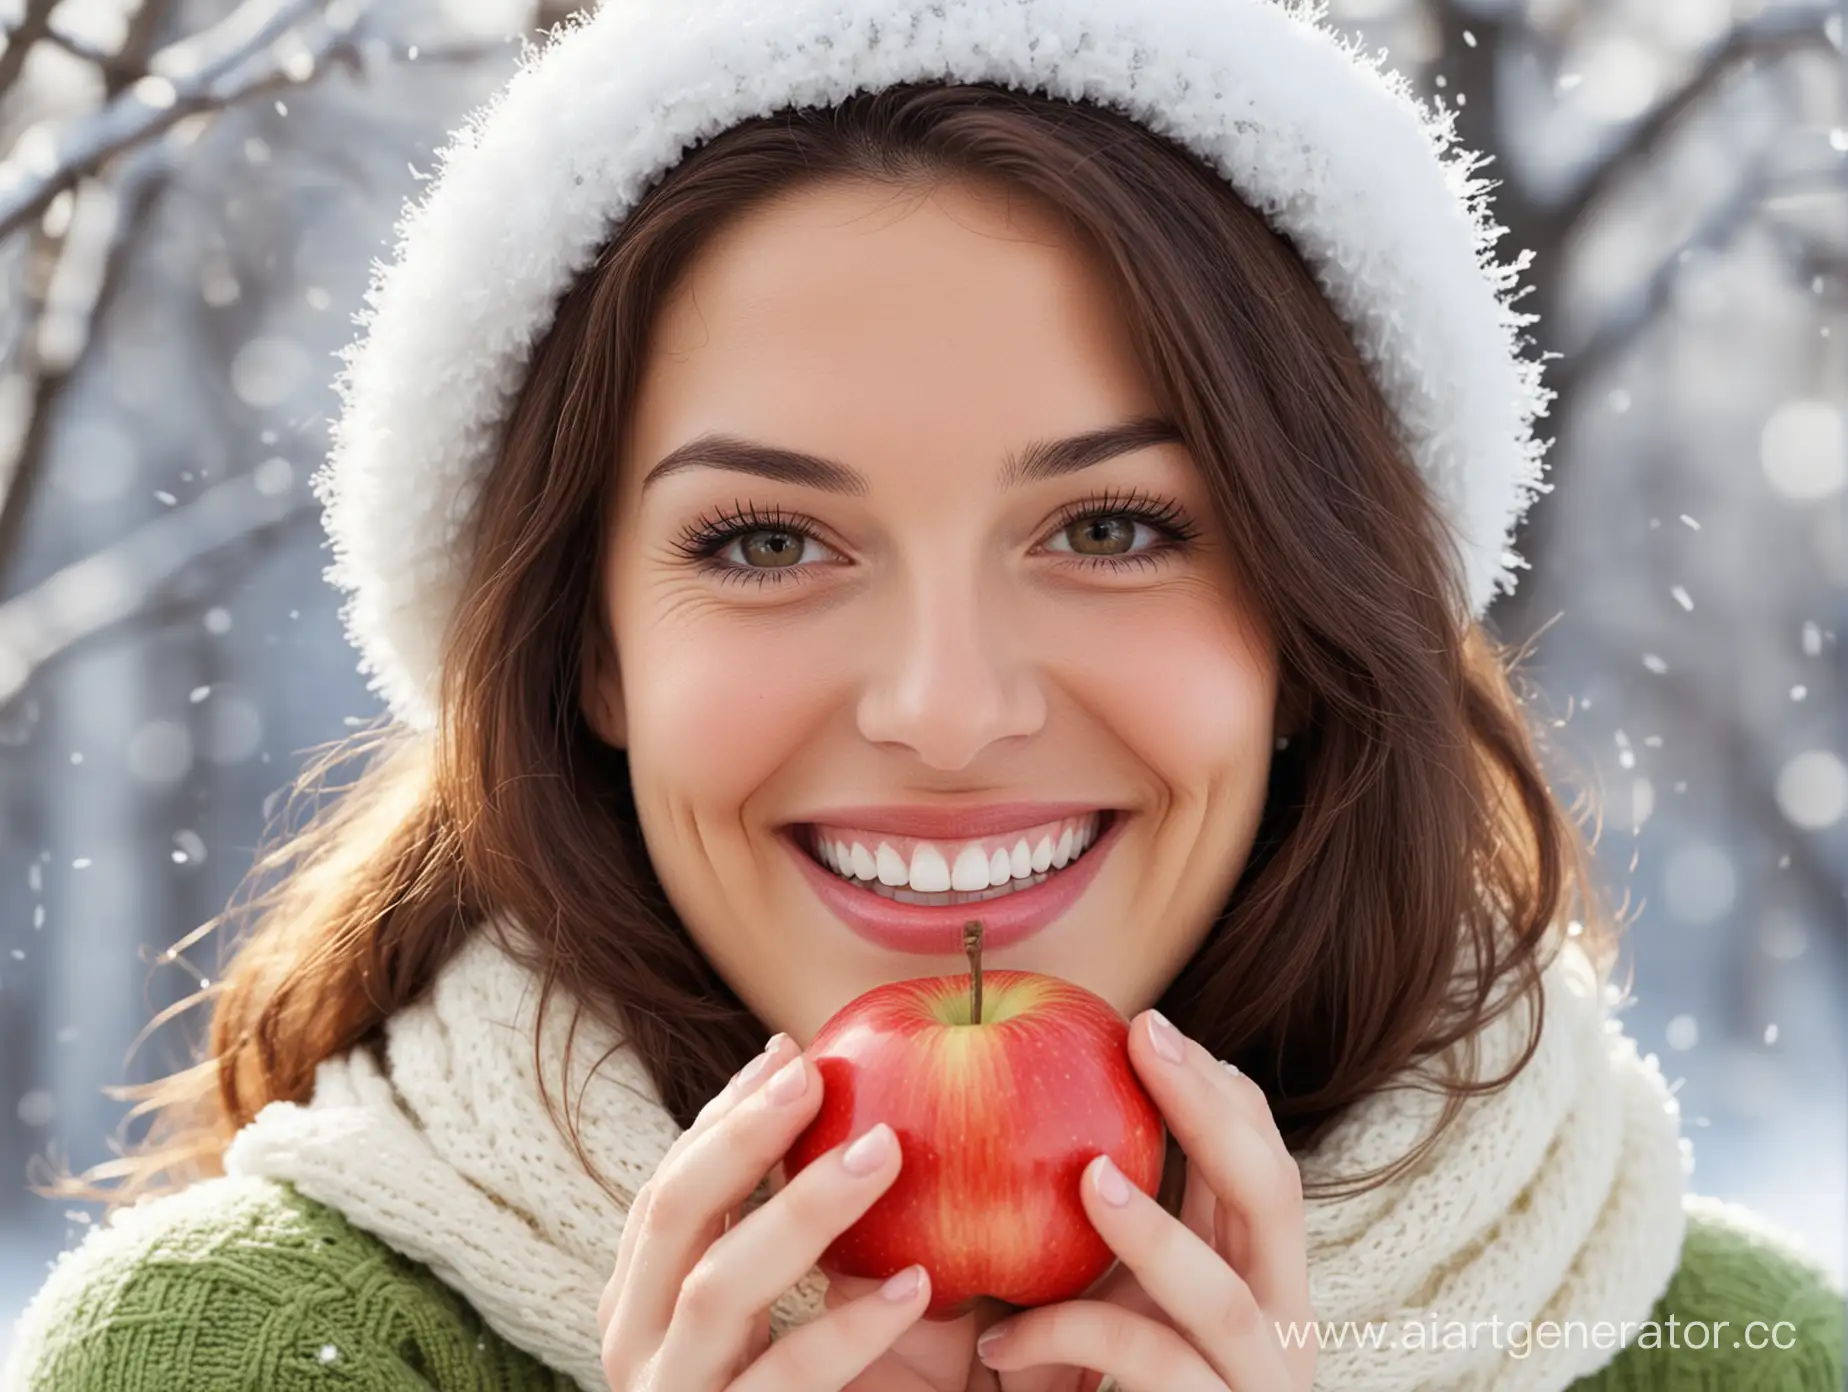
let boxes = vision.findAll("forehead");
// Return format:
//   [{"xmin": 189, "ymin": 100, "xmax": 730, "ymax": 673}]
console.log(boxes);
[{"xmin": 624, "ymin": 178, "xmax": 1161, "ymax": 481}]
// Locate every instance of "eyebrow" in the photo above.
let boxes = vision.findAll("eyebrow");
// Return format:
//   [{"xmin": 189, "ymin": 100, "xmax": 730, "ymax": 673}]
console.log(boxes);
[{"xmin": 638, "ymin": 415, "xmax": 1185, "ymax": 497}]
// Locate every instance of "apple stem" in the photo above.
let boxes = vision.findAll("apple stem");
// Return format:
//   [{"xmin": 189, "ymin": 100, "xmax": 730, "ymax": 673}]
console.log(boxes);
[{"xmin": 963, "ymin": 920, "xmax": 984, "ymax": 1025}]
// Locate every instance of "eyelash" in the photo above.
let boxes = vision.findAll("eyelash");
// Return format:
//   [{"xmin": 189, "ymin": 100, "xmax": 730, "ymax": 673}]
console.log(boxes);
[{"xmin": 669, "ymin": 487, "xmax": 1203, "ymax": 590}]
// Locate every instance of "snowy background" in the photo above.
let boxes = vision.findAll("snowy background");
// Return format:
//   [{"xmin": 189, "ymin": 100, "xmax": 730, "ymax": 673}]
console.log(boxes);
[{"xmin": 2, "ymin": 0, "xmax": 1844, "ymax": 1365}]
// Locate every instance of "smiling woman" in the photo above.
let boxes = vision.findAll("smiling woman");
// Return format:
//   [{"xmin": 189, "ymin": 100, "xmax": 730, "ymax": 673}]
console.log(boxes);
[
  {"xmin": 4, "ymin": 4, "xmax": 1841, "ymax": 1392},
  {"xmin": 447, "ymin": 92, "xmax": 1507, "ymax": 1152}
]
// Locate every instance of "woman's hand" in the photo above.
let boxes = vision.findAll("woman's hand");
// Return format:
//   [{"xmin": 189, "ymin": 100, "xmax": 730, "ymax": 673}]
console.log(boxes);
[
  {"xmin": 967, "ymin": 1010, "xmax": 1318, "ymax": 1391},
  {"xmin": 597, "ymin": 1033, "xmax": 938, "ymax": 1391}
]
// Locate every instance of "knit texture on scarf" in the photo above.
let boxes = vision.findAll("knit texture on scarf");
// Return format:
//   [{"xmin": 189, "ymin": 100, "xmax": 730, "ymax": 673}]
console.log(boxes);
[{"xmin": 214, "ymin": 919, "xmax": 1693, "ymax": 1392}]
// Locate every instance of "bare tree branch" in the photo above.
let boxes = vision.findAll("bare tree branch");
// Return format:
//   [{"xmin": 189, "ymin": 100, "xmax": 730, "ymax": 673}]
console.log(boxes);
[
  {"xmin": 0, "ymin": 0, "xmax": 336, "ymax": 240},
  {"xmin": 0, "ymin": 155, "xmax": 174, "ymax": 594},
  {"xmin": 1435, "ymin": 0, "xmax": 1845, "ymax": 650},
  {"xmin": 118, "ymin": 0, "xmax": 183, "ymax": 85},
  {"xmin": 0, "ymin": 224, "xmax": 78, "ymax": 562},
  {"xmin": 0, "ymin": 0, "xmax": 60, "ymax": 103},
  {"xmin": 1548, "ymin": 164, "xmax": 1774, "ymax": 405},
  {"xmin": 82, "ymin": 0, "xmax": 187, "ymax": 99},
  {"xmin": 18, "ymin": 2, "xmax": 185, "ymax": 118},
  {"xmin": 1551, "ymin": 9, "xmax": 1840, "ymax": 238},
  {"xmin": 0, "ymin": 0, "xmax": 333, "ymax": 242},
  {"xmin": 0, "ymin": 469, "xmax": 316, "ymax": 705},
  {"xmin": 0, "ymin": 0, "xmax": 528, "ymax": 245},
  {"xmin": 0, "ymin": 1, "xmax": 183, "ymax": 588},
  {"xmin": 0, "ymin": 0, "xmax": 542, "ymax": 641},
  {"xmin": 0, "ymin": 0, "xmax": 536, "ymax": 616},
  {"xmin": 41, "ymin": 23, "xmax": 116, "ymax": 72}
]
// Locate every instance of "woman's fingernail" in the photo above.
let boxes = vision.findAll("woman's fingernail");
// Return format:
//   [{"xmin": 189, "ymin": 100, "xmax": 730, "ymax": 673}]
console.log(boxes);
[
  {"xmin": 977, "ymin": 1320, "xmax": 1013, "ymax": 1360},
  {"xmin": 1092, "ymin": 1154, "xmax": 1133, "ymax": 1207},
  {"xmin": 841, "ymin": 1123, "xmax": 894, "ymax": 1175},
  {"xmin": 735, "ymin": 1034, "xmax": 787, "ymax": 1091},
  {"xmin": 765, "ymin": 1056, "xmax": 808, "ymax": 1105},
  {"xmin": 1147, "ymin": 1009, "xmax": 1185, "ymax": 1065},
  {"xmin": 1221, "ymin": 1058, "xmax": 1242, "ymax": 1079},
  {"xmin": 881, "ymin": 1265, "xmax": 924, "ymax": 1301}
]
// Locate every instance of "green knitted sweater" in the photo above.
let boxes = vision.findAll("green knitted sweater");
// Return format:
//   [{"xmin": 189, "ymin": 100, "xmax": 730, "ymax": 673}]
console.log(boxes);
[{"xmin": 4, "ymin": 1175, "xmax": 1842, "ymax": 1390}]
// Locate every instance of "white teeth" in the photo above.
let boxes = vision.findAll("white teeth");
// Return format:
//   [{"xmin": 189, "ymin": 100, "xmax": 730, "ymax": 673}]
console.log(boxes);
[
  {"xmin": 876, "ymin": 842, "xmax": 909, "ymax": 886},
  {"xmin": 951, "ymin": 843, "xmax": 992, "ymax": 892},
  {"xmin": 811, "ymin": 814, "xmax": 1110, "ymax": 892},
  {"xmin": 1052, "ymin": 826, "xmax": 1074, "ymax": 868},
  {"xmin": 908, "ymin": 843, "xmax": 952, "ymax": 892}
]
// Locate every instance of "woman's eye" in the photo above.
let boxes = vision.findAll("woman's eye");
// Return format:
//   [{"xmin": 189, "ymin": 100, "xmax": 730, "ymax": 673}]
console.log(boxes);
[
  {"xmin": 1046, "ymin": 515, "xmax": 1160, "ymax": 558},
  {"xmin": 723, "ymin": 529, "xmax": 836, "ymax": 569}
]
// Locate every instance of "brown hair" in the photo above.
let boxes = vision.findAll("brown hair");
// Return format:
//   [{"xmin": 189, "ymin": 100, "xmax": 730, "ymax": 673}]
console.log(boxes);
[{"xmin": 45, "ymin": 82, "xmax": 1615, "ymax": 1214}]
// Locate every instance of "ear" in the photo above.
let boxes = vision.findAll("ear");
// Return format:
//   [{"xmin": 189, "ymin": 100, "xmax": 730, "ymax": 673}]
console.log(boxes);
[{"xmin": 580, "ymin": 631, "xmax": 628, "ymax": 750}]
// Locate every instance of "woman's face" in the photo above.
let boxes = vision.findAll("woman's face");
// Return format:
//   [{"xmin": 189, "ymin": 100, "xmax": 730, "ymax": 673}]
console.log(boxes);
[{"xmin": 586, "ymin": 177, "xmax": 1283, "ymax": 1044}]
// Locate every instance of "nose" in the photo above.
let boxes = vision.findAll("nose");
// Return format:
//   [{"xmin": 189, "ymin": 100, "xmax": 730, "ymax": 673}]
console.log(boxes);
[{"xmin": 854, "ymin": 562, "xmax": 1049, "ymax": 771}]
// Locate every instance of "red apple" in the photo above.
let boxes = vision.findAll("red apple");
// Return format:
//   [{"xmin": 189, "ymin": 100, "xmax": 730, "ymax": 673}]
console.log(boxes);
[{"xmin": 782, "ymin": 921, "xmax": 1167, "ymax": 1321}]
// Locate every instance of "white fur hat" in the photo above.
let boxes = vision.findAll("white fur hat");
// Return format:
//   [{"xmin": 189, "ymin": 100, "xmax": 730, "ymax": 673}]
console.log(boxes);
[{"xmin": 314, "ymin": 0, "xmax": 1551, "ymax": 732}]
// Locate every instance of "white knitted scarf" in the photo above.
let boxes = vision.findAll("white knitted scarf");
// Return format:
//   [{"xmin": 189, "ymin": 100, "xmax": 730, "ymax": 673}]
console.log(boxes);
[{"xmin": 223, "ymin": 919, "xmax": 1691, "ymax": 1392}]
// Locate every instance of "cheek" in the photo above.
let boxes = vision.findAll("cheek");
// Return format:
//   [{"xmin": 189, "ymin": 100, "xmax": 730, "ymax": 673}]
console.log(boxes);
[
  {"xmin": 621, "ymin": 616, "xmax": 837, "ymax": 808},
  {"xmin": 1071, "ymin": 597, "xmax": 1277, "ymax": 792}
]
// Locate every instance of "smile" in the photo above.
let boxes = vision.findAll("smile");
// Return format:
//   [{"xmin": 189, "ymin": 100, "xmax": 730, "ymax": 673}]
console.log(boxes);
[{"xmin": 781, "ymin": 810, "xmax": 1128, "ymax": 955}]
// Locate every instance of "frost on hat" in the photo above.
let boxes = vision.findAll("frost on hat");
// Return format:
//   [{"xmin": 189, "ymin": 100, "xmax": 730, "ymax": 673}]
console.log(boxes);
[{"xmin": 313, "ymin": 0, "xmax": 1551, "ymax": 732}]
